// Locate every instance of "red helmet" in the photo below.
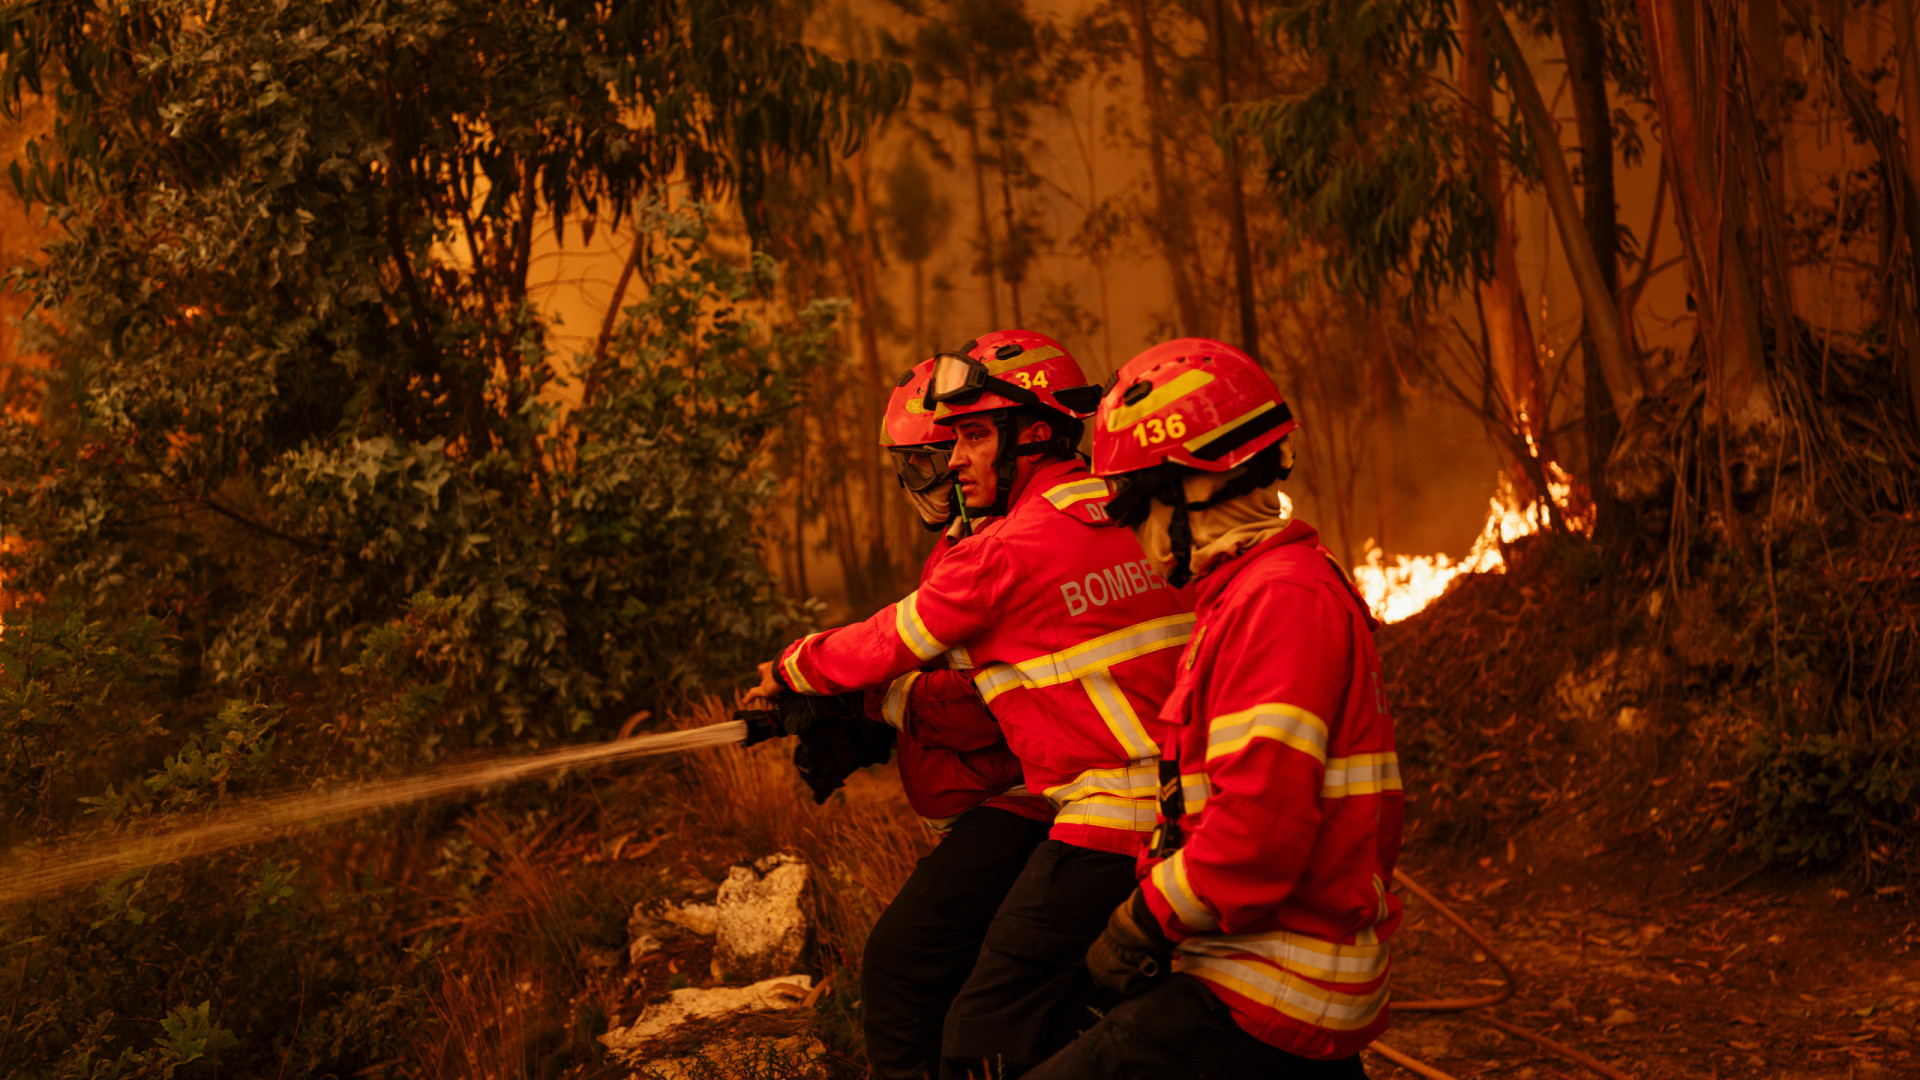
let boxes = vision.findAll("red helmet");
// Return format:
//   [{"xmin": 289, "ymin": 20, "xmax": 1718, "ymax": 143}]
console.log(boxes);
[
  {"xmin": 924, "ymin": 329, "xmax": 1104, "ymax": 426},
  {"xmin": 1092, "ymin": 337, "xmax": 1298, "ymax": 479},
  {"xmin": 880, "ymin": 358, "xmax": 946, "ymax": 449},
  {"xmin": 881, "ymin": 358, "xmax": 955, "ymax": 496}
]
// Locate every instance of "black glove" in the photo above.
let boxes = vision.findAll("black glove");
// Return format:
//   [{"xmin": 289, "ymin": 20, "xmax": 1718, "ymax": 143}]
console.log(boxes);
[
  {"xmin": 1085, "ymin": 890, "xmax": 1173, "ymax": 997},
  {"xmin": 792, "ymin": 714, "xmax": 897, "ymax": 804},
  {"xmin": 737, "ymin": 690, "xmax": 866, "ymax": 747}
]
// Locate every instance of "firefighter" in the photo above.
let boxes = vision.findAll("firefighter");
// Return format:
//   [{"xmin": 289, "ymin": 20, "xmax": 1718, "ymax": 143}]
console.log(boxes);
[
  {"xmin": 1025, "ymin": 338, "xmax": 1402, "ymax": 1079},
  {"xmin": 749, "ymin": 330, "xmax": 1192, "ymax": 1079},
  {"xmin": 858, "ymin": 358, "xmax": 1054, "ymax": 1080}
]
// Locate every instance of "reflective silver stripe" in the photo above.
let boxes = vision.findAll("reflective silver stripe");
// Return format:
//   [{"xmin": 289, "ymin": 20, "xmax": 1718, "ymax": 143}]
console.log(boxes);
[
  {"xmin": 1206, "ymin": 703, "xmax": 1329, "ymax": 764},
  {"xmin": 1003, "ymin": 614, "xmax": 1195, "ymax": 689},
  {"xmin": 972, "ymin": 662, "xmax": 1022, "ymax": 700},
  {"xmin": 1179, "ymin": 772, "xmax": 1210, "ymax": 815},
  {"xmin": 1043, "ymin": 478, "xmax": 1111, "ymax": 509},
  {"xmin": 1178, "ymin": 954, "xmax": 1390, "ymax": 1030},
  {"xmin": 1320, "ymin": 752, "xmax": 1401, "ymax": 797},
  {"xmin": 893, "ymin": 591, "xmax": 949, "ymax": 662},
  {"xmin": 881, "ymin": 671, "xmax": 921, "ymax": 730},
  {"xmin": 1149, "ymin": 852, "xmax": 1217, "ymax": 931},
  {"xmin": 946, "ymin": 645, "xmax": 975, "ymax": 671},
  {"xmin": 971, "ymin": 615, "xmax": 1194, "ymax": 705},
  {"xmin": 781, "ymin": 633, "xmax": 824, "ymax": 695},
  {"xmin": 1082, "ymin": 669, "xmax": 1160, "ymax": 760},
  {"xmin": 1044, "ymin": 761, "xmax": 1159, "ymax": 805},
  {"xmin": 1176, "ymin": 931, "xmax": 1390, "ymax": 984},
  {"xmin": 1054, "ymin": 797, "xmax": 1159, "ymax": 830}
]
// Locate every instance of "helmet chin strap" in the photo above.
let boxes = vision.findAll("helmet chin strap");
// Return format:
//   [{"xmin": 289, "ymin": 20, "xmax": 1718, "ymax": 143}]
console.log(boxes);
[
  {"xmin": 1167, "ymin": 502, "xmax": 1196, "ymax": 588},
  {"xmin": 1161, "ymin": 450, "xmax": 1294, "ymax": 587},
  {"xmin": 959, "ymin": 410, "xmax": 1059, "ymax": 533}
]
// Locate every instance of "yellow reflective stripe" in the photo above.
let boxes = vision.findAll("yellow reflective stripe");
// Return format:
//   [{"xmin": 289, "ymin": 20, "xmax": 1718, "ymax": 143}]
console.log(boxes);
[
  {"xmin": 976, "ymin": 614, "xmax": 1195, "ymax": 703},
  {"xmin": 1179, "ymin": 955, "xmax": 1390, "ymax": 1031},
  {"xmin": 782, "ymin": 633, "xmax": 824, "ymax": 695},
  {"xmin": 1043, "ymin": 760, "xmax": 1159, "ymax": 805},
  {"xmin": 1373, "ymin": 874, "xmax": 1391, "ymax": 926},
  {"xmin": 1206, "ymin": 703, "xmax": 1329, "ymax": 765},
  {"xmin": 1053, "ymin": 796, "xmax": 1159, "ymax": 831},
  {"xmin": 1042, "ymin": 478, "xmax": 1111, "ymax": 510},
  {"xmin": 972, "ymin": 663, "xmax": 1021, "ymax": 701},
  {"xmin": 1104, "ymin": 368, "xmax": 1217, "ymax": 432},
  {"xmin": 946, "ymin": 645, "xmax": 975, "ymax": 671},
  {"xmin": 1320, "ymin": 752, "xmax": 1402, "ymax": 797},
  {"xmin": 1183, "ymin": 399, "xmax": 1276, "ymax": 455},
  {"xmin": 1083, "ymin": 669, "xmax": 1161, "ymax": 761},
  {"xmin": 1176, "ymin": 931, "xmax": 1391, "ymax": 985},
  {"xmin": 893, "ymin": 591, "xmax": 949, "ymax": 662},
  {"xmin": 1179, "ymin": 772, "xmax": 1210, "ymax": 815},
  {"xmin": 1149, "ymin": 851, "xmax": 1217, "ymax": 931},
  {"xmin": 881, "ymin": 671, "xmax": 921, "ymax": 730},
  {"xmin": 985, "ymin": 344, "xmax": 1063, "ymax": 375}
]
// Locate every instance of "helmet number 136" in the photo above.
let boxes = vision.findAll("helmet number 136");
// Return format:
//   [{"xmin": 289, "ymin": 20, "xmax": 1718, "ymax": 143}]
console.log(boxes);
[{"xmin": 1133, "ymin": 414, "xmax": 1188, "ymax": 446}]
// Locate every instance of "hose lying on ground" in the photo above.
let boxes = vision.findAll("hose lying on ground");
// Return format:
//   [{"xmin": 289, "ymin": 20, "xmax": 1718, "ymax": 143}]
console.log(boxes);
[{"xmin": 1369, "ymin": 868, "xmax": 1635, "ymax": 1080}]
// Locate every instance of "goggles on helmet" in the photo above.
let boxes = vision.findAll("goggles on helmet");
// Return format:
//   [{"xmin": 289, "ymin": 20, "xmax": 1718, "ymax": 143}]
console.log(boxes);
[
  {"xmin": 925, "ymin": 350, "xmax": 1043, "ymax": 410},
  {"xmin": 889, "ymin": 443, "xmax": 955, "ymax": 493}
]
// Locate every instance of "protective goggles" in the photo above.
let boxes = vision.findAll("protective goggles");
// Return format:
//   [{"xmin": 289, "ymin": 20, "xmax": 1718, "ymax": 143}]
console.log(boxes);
[
  {"xmin": 924, "ymin": 351, "xmax": 1040, "ymax": 410},
  {"xmin": 888, "ymin": 443, "xmax": 955, "ymax": 493}
]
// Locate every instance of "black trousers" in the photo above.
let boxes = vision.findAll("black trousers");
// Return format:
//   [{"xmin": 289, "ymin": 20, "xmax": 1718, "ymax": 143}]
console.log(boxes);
[
  {"xmin": 863, "ymin": 806, "xmax": 1052, "ymax": 1080},
  {"xmin": 1024, "ymin": 974, "xmax": 1370, "ymax": 1080},
  {"xmin": 938, "ymin": 839, "xmax": 1140, "ymax": 1080}
]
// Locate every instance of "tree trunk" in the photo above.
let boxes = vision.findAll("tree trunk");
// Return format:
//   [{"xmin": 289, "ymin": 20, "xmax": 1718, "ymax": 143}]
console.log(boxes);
[
  {"xmin": 1486, "ymin": 8, "xmax": 1644, "ymax": 426},
  {"xmin": 1898, "ymin": 0, "xmax": 1920, "ymax": 430},
  {"xmin": 1459, "ymin": 0, "xmax": 1558, "ymax": 467},
  {"xmin": 912, "ymin": 259, "xmax": 926, "ymax": 355},
  {"xmin": 1548, "ymin": 0, "xmax": 1624, "ymax": 529},
  {"xmin": 1125, "ymin": 0, "xmax": 1205, "ymax": 336},
  {"xmin": 960, "ymin": 71, "xmax": 1001, "ymax": 327},
  {"xmin": 1209, "ymin": 0, "xmax": 1260, "ymax": 360},
  {"xmin": 1632, "ymin": 0, "xmax": 1771, "ymax": 429},
  {"xmin": 841, "ymin": 152, "xmax": 892, "ymax": 589},
  {"xmin": 996, "ymin": 126, "xmax": 1025, "ymax": 326},
  {"xmin": 1749, "ymin": 0, "xmax": 1787, "ymax": 213}
]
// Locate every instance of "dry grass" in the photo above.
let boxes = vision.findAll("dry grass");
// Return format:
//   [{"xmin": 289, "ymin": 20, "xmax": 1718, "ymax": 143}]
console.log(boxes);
[
  {"xmin": 667, "ymin": 697, "xmax": 934, "ymax": 971},
  {"xmin": 405, "ymin": 697, "xmax": 932, "ymax": 1079}
]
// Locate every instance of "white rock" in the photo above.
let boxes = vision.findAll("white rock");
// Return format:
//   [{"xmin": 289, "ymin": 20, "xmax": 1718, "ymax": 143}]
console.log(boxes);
[
  {"xmin": 597, "ymin": 974, "xmax": 814, "ymax": 1057},
  {"xmin": 661, "ymin": 901, "xmax": 718, "ymax": 937},
  {"xmin": 711, "ymin": 854, "xmax": 811, "ymax": 982}
]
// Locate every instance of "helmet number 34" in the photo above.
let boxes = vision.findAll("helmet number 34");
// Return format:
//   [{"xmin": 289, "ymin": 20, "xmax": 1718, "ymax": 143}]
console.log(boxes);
[
  {"xmin": 1133, "ymin": 414, "xmax": 1188, "ymax": 446},
  {"xmin": 1010, "ymin": 370, "xmax": 1049, "ymax": 389}
]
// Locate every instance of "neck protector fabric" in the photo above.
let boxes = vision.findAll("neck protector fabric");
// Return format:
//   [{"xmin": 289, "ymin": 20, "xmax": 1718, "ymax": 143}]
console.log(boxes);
[{"xmin": 1131, "ymin": 470, "xmax": 1292, "ymax": 584}]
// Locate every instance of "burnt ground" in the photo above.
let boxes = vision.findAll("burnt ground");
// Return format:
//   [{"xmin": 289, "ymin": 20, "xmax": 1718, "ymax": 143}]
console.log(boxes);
[
  {"xmin": 1378, "ymin": 843, "xmax": 1918, "ymax": 1079},
  {"xmin": 1371, "ymin": 526, "xmax": 1920, "ymax": 1080}
]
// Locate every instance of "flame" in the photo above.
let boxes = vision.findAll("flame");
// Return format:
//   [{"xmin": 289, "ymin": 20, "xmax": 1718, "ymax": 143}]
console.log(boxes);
[{"xmin": 1353, "ymin": 463, "xmax": 1589, "ymax": 624}]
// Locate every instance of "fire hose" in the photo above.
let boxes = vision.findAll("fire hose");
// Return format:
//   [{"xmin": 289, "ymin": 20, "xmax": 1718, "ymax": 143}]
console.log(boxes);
[
  {"xmin": 0, "ymin": 717, "xmax": 1636, "ymax": 1080},
  {"xmin": 1375, "ymin": 869, "xmax": 1634, "ymax": 1080}
]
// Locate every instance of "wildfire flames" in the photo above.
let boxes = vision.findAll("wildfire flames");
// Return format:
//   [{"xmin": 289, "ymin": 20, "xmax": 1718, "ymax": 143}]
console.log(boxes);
[{"xmin": 1353, "ymin": 464, "xmax": 1589, "ymax": 624}]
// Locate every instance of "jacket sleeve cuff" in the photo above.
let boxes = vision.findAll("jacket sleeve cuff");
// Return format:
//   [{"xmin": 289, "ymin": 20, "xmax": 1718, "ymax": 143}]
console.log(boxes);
[
  {"xmin": 1142, "ymin": 852, "xmax": 1218, "ymax": 941},
  {"xmin": 777, "ymin": 634, "xmax": 820, "ymax": 694}
]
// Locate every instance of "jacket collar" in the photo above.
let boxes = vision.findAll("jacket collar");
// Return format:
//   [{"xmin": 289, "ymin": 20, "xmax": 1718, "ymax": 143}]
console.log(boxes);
[
  {"xmin": 1190, "ymin": 519, "xmax": 1378, "ymax": 630},
  {"xmin": 1006, "ymin": 456, "xmax": 1086, "ymax": 514}
]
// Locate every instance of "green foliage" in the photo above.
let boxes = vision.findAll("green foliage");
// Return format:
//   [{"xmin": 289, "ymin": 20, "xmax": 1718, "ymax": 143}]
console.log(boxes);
[
  {"xmin": 0, "ymin": 613, "xmax": 173, "ymax": 827},
  {"xmin": 0, "ymin": 2, "xmax": 892, "ymax": 1077},
  {"xmin": 1740, "ymin": 732, "xmax": 1919, "ymax": 867},
  {"xmin": 1246, "ymin": 0, "xmax": 1492, "ymax": 306}
]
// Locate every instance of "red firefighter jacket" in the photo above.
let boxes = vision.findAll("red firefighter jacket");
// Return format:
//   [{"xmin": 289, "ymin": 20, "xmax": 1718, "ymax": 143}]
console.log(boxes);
[
  {"xmin": 780, "ymin": 458, "xmax": 1192, "ymax": 855},
  {"xmin": 1137, "ymin": 520, "xmax": 1404, "ymax": 1059},
  {"xmin": 864, "ymin": 534, "xmax": 1052, "ymax": 828}
]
